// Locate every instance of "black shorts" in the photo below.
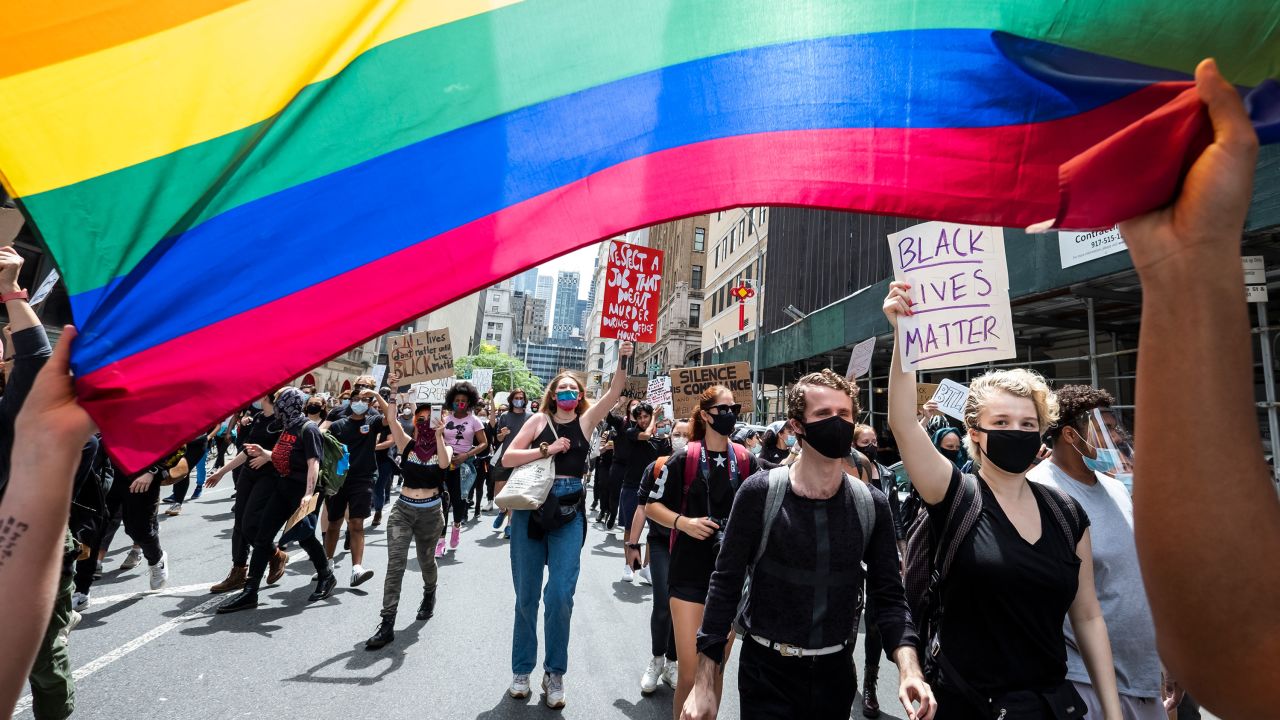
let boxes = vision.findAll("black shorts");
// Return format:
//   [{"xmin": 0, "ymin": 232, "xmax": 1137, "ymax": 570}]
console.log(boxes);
[
  {"xmin": 325, "ymin": 473, "xmax": 375, "ymax": 520},
  {"xmin": 669, "ymin": 583, "xmax": 711, "ymax": 604}
]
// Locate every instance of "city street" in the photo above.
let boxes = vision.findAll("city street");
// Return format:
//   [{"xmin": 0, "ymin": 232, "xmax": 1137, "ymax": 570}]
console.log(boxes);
[{"xmin": 13, "ymin": 477, "xmax": 915, "ymax": 720}]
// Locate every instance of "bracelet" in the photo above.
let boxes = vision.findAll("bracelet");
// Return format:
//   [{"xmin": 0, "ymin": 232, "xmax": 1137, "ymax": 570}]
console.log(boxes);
[
  {"xmin": 539, "ymin": 442, "xmax": 550, "ymax": 458},
  {"xmin": 674, "ymin": 514, "xmax": 683, "ymax": 531}
]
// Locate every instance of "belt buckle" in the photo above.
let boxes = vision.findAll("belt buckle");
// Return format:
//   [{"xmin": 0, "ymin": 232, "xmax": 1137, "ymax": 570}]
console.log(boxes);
[{"xmin": 776, "ymin": 643, "xmax": 802, "ymax": 658}]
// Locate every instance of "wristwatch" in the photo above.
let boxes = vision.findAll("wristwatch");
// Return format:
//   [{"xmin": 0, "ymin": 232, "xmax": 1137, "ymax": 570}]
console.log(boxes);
[
  {"xmin": 539, "ymin": 442, "xmax": 550, "ymax": 458},
  {"xmin": 626, "ymin": 542, "xmax": 642, "ymax": 550},
  {"xmin": 0, "ymin": 289, "xmax": 28, "ymax": 303}
]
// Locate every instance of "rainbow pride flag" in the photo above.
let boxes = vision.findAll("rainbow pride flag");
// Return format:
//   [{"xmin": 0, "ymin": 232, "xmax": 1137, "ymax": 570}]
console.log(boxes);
[{"xmin": 2, "ymin": 2, "xmax": 1277, "ymax": 470}]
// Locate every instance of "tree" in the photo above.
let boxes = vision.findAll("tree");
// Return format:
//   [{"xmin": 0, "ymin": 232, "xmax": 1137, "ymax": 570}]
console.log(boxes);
[{"xmin": 454, "ymin": 344, "xmax": 544, "ymax": 398}]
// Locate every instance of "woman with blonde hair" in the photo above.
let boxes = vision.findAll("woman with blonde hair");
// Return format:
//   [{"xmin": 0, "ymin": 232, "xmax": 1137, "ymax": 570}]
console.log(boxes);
[
  {"xmin": 883, "ymin": 281, "xmax": 1121, "ymax": 720},
  {"xmin": 501, "ymin": 341, "xmax": 633, "ymax": 708}
]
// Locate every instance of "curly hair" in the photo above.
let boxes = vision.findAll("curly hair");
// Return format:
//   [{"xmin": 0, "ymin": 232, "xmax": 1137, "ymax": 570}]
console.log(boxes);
[
  {"xmin": 1047, "ymin": 385, "xmax": 1114, "ymax": 440},
  {"xmin": 962, "ymin": 368, "xmax": 1058, "ymax": 463},
  {"xmin": 444, "ymin": 381, "xmax": 481, "ymax": 412},
  {"xmin": 786, "ymin": 369, "xmax": 860, "ymax": 423}
]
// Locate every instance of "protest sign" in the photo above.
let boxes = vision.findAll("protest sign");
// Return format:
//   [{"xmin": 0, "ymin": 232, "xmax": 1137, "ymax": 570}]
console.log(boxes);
[
  {"xmin": 930, "ymin": 379, "xmax": 969, "ymax": 421},
  {"xmin": 389, "ymin": 328, "xmax": 454, "ymax": 385},
  {"xmin": 406, "ymin": 377, "xmax": 457, "ymax": 405},
  {"xmin": 283, "ymin": 493, "xmax": 320, "ymax": 533},
  {"xmin": 670, "ymin": 362, "xmax": 753, "ymax": 418},
  {"xmin": 0, "ymin": 206, "xmax": 23, "ymax": 246},
  {"xmin": 646, "ymin": 376, "xmax": 675, "ymax": 423},
  {"xmin": 494, "ymin": 392, "xmax": 510, "ymax": 409},
  {"xmin": 471, "ymin": 368, "xmax": 494, "ymax": 395},
  {"xmin": 369, "ymin": 364, "xmax": 387, "ymax": 389},
  {"xmin": 846, "ymin": 336, "xmax": 876, "ymax": 379},
  {"xmin": 916, "ymin": 383, "xmax": 940, "ymax": 411},
  {"xmin": 889, "ymin": 222, "xmax": 1015, "ymax": 371},
  {"xmin": 30, "ymin": 269, "xmax": 60, "ymax": 307},
  {"xmin": 1058, "ymin": 226, "xmax": 1127, "ymax": 269},
  {"xmin": 599, "ymin": 240, "xmax": 664, "ymax": 343},
  {"xmin": 625, "ymin": 375, "xmax": 649, "ymax": 399}
]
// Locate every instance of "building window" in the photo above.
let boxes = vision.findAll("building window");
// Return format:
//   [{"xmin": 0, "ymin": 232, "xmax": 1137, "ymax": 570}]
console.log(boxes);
[
  {"xmin": 691, "ymin": 265, "xmax": 703, "ymax": 290},
  {"xmin": 729, "ymin": 228, "xmax": 735, "ymax": 252},
  {"xmin": 689, "ymin": 302, "xmax": 701, "ymax": 328},
  {"xmin": 693, "ymin": 228, "xmax": 705, "ymax": 252},
  {"xmin": 739, "ymin": 218, "xmax": 746, "ymax": 241},
  {"xmin": 745, "ymin": 262, "xmax": 753, "ymax": 282}
]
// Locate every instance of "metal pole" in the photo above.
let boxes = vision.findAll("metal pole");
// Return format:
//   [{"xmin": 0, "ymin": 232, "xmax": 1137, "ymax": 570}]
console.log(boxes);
[
  {"xmin": 1086, "ymin": 297, "xmax": 1099, "ymax": 387},
  {"xmin": 751, "ymin": 239, "xmax": 764, "ymax": 423},
  {"xmin": 867, "ymin": 367, "xmax": 875, "ymax": 429},
  {"xmin": 1256, "ymin": 301, "xmax": 1280, "ymax": 483}
]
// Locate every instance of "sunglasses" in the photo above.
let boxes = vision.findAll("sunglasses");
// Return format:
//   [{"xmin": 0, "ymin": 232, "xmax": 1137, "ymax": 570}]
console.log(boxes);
[{"xmin": 707, "ymin": 403, "xmax": 742, "ymax": 416}]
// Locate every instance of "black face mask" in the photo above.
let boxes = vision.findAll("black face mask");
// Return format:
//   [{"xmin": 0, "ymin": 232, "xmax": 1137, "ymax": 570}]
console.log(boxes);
[
  {"xmin": 305, "ymin": 403, "xmax": 323, "ymax": 415},
  {"xmin": 856, "ymin": 443, "xmax": 878, "ymax": 463},
  {"xmin": 940, "ymin": 448, "xmax": 960, "ymax": 464},
  {"xmin": 708, "ymin": 410, "xmax": 737, "ymax": 437},
  {"xmin": 799, "ymin": 416, "xmax": 856, "ymax": 460},
  {"xmin": 976, "ymin": 428, "xmax": 1042, "ymax": 474}
]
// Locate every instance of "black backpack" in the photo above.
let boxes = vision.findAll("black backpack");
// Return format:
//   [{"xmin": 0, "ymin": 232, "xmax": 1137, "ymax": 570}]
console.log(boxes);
[{"xmin": 902, "ymin": 473, "xmax": 1081, "ymax": 670}]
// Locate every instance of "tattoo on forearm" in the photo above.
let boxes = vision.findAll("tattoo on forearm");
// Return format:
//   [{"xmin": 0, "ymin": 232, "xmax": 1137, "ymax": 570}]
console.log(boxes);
[{"xmin": 0, "ymin": 516, "xmax": 31, "ymax": 568}]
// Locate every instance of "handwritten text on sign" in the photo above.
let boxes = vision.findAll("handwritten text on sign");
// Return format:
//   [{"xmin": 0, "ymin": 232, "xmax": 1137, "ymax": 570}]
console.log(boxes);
[
  {"xmin": 669, "ymin": 362, "xmax": 753, "ymax": 419},
  {"xmin": 389, "ymin": 328, "xmax": 455, "ymax": 385},
  {"xmin": 930, "ymin": 379, "xmax": 970, "ymax": 421},
  {"xmin": 647, "ymin": 376, "xmax": 675, "ymax": 422},
  {"xmin": 600, "ymin": 240, "xmax": 664, "ymax": 343},
  {"xmin": 889, "ymin": 222, "xmax": 1015, "ymax": 371}
]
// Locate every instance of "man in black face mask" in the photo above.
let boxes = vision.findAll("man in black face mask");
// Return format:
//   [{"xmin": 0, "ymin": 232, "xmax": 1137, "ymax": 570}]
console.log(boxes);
[{"xmin": 686, "ymin": 369, "xmax": 934, "ymax": 720}]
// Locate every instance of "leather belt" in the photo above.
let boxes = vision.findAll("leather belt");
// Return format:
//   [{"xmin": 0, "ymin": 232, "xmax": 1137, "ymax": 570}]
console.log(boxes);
[{"xmin": 749, "ymin": 634, "xmax": 846, "ymax": 658}]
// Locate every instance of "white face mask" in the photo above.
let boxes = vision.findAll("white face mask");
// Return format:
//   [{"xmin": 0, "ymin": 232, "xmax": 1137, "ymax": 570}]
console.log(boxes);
[{"xmin": 670, "ymin": 436, "xmax": 689, "ymax": 455}]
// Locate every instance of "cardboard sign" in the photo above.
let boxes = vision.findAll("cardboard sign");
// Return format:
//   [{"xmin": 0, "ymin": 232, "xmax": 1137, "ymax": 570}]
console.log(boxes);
[
  {"xmin": 670, "ymin": 362, "xmax": 753, "ymax": 418},
  {"xmin": 406, "ymin": 377, "xmax": 457, "ymax": 405},
  {"xmin": 889, "ymin": 222, "xmax": 1016, "ymax": 371},
  {"xmin": 471, "ymin": 368, "xmax": 494, "ymax": 396},
  {"xmin": 283, "ymin": 493, "xmax": 320, "ymax": 533},
  {"xmin": 846, "ymin": 336, "xmax": 876, "ymax": 379},
  {"xmin": 599, "ymin": 240, "xmax": 664, "ymax": 343},
  {"xmin": 1058, "ymin": 226, "xmax": 1128, "ymax": 269},
  {"xmin": 930, "ymin": 379, "xmax": 969, "ymax": 421},
  {"xmin": 916, "ymin": 383, "xmax": 940, "ymax": 411},
  {"xmin": 646, "ymin": 376, "xmax": 675, "ymax": 422},
  {"xmin": 389, "ymin": 328, "xmax": 454, "ymax": 385},
  {"xmin": 0, "ymin": 206, "xmax": 23, "ymax": 246},
  {"xmin": 625, "ymin": 375, "xmax": 649, "ymax": 399},
  {"xmin": 30, "ymin": 269, "xmax": 59, "ymax": 307}
]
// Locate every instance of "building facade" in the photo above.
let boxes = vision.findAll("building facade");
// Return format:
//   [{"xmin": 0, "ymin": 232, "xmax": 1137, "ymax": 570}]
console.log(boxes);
[
  {"xmin": 535, "ymin": 275, "xmax": 553, "ymax": 303},
  {"xmin": 517, "ymin": 336, "xmax": 587, "ymax": 387},
  {"xmin": 473, "ymin": 280, "xmax": 516, "ymax": 354},
  {"xmin": 514, "ymin": 268, "xmax": 539, "ymax": 296},
  {"xmin": 551, "ymin": 270, "xmax": 580, "ymax": 339},
  {"xmin": 701, "ymin": 207, "xmax": 769, "ymax": 362},
  {"xmin": 635, "ymin": 214, "xmax": 708, "ymax": 375},
  {"xmin": 521, "ymin": 296, "xmax": 549, "ymax": 345}
]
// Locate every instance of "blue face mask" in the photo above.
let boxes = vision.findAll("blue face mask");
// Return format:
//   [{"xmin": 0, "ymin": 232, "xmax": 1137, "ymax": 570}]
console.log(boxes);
[
  {"xmin": 251, "ymin": 400, "xmax": 263, "ymax": 410},
  {"xmin": 784, "ymin": 435, "xmax": 797, "ymax": 448},
  {"xmin": 512, "ymin": 399, "xmax": 526, "ymax": 409},
  {"xmin": 1076, "ymin": 437, "xmax": 1120, "ymax": 474},
  {"xmin": 1115, "ymin": 472, "xmax": 1134, "ymax": 494},
  {"xmin": 350, "ymin": 401, "xmax": 369, "ymax": 415},
  {"xmin": 340, "ymin": 399, "xmax": 350, "ymax": 409}
]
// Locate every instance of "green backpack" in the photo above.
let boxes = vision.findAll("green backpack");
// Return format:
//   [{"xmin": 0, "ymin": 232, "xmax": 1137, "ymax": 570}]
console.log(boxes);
[{"xmin": 319, "ymin": 430, "xmax": 350, "ymax": 497}]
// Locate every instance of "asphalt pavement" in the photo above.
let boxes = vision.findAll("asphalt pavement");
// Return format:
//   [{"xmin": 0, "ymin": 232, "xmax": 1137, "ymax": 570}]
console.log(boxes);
[{"xmin": 13, "ymin": 471, "xmax": 919, "ymax": 720}]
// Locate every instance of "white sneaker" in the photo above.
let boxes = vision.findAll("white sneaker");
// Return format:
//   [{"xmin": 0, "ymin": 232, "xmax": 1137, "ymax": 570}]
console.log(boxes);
[
  {"xmin": 164, "ymin": 502, "xmax": 182, "ymax": 516},
  {"xmin": 71, "ymin": 592, "xmax": 90, "ymax": 611},
  {"xmin": 484, "ymin": 501, "xmax": 494, "ymax": 512},
  {"xmin": 65, "ymin": 611, "xmax": 82, "ymax": 636},
  {"xmin": 640, "ymin": 656, "xmax": 664, "ymax": 695},
  {"xmin": 636, "ymin": 565, "xmax": 652, "ymax": 586},
  {"xmin": 661, "ymin": 661, "xmax": 678, "ymax": 688},
  {"xmin": 149, "ymin": 551, "xmax": 169, "ymax": 590},
  {"xmin": 351, "ymin": 564, "xmax": 374, "ymax": 587},
  {"xmin": 509, "ymin": 673, "xmax": 531, "ymax": 699},
  {"xmin": 542, "ymin": 673, "xmax": 566, "ymax": 709},
  {"xmin": 622, "ymin": 565, "xmax": 634, "ymax": 584},
  {"xmin": 120, "ymin": 547, "xmax": 143, "ymax": 571}
]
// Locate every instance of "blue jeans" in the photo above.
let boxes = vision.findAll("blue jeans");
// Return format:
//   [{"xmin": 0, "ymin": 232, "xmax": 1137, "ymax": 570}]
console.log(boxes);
[
  {"xmin": 510, "ymin": 478, "xmax": 585, "ymax": 675},
  {"xmin": 195, "ymin": 449, "xmax": 207, "ymax": 491},
  {"xmin": 618, "ymin": 483, "xmax": 640, "ymax": 535}
]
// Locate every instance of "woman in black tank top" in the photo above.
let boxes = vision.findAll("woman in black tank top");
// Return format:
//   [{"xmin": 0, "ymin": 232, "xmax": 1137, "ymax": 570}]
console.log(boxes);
[{"xmin": 498, "ymin": 342, "xmax": 634, "ymax": 708}]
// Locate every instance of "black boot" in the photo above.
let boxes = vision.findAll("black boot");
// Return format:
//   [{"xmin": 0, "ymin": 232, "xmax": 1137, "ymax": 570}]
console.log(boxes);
[
  {"xmin": 862, "ymin": 668, "xmax": 880, "ymax": 718},
  {"xmin": 308, "ymin": 565, "xmax": 337, "ymax": 602},
  {"xmin": 216, "ymin": 584, "xmax": 260, "ymax": 614},
  {"xmin": 365, "ymin": 615, "xmax": 395, "ymax": 649},
  {"xmin": 417, "ymin": 588, "xmax": 436, "ymax": 621}
]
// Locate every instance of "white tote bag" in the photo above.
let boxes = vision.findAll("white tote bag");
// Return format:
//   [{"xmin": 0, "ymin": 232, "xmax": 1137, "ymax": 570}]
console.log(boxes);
[{"xmin": 495, "ymin": 422, "xmax": 558, "ymax": 511}]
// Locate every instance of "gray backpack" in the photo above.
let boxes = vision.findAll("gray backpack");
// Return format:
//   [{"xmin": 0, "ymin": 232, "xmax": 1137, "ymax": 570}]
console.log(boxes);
[{"xmin": 733, "ymin": 465, "xmax": 876, "ymax": 635}]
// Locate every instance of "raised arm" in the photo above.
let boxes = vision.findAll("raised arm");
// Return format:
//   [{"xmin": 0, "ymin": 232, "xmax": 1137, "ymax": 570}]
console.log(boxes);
[
  {"xmin": 581, "ymin": 340, "xmax": 633, "ymax": 430},
  {"xmin": 1116, "ymin": 59, "xmax": 1279, "ymax": 718},
  {"xmin": 883, "ymin": 282, "xmax": 955, "ymax": 505}
]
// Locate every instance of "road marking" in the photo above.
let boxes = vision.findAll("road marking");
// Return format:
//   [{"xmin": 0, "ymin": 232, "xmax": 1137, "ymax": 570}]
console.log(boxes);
[
  {"xmin": 13, "ymin": 594, "xmax": 224, "ymax": 715},
  {"xmin": 90, "ymin": 583, "xmax": 216, "ymax": 607}
]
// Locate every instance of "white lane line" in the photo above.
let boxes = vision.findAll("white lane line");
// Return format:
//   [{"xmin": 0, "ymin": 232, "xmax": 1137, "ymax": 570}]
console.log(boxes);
[
  {"xmin": 89, "ymin": 583, "xmax": 215, "ymax": 608},
  {"xmin": 13, "ymin": 594, "xmax": 224, "ymax": 716}
]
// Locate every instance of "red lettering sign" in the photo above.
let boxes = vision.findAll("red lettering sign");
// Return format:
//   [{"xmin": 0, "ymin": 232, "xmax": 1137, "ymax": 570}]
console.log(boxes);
[{"xmin": 599, "ymin": 240, "xmax": 663, "ymax": 343}]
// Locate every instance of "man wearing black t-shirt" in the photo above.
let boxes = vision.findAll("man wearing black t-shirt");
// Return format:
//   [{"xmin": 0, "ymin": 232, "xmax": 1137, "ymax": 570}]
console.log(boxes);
[
  {"xmin": 687, "ymin": 370, "xmax": 935, "ymax": 720},
  {"xmin": 325, "ymin": 388, "xmax": 385, "ymax": 588}
]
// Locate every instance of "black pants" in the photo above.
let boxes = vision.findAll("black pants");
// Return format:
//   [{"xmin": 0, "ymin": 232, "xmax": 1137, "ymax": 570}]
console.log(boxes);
[
  {"xmin": 647, "ymin": 538, "xmax": 678, "ymax": 660},
  {"xmin": 470, "ymin": 458, "xmax": 489, "ymax": 510},
  {"xmin": 105, "ymin": 473, "xmax": 164, "ymax": 564},
  {"xmin": 603, "ymin": 463, "xmax": 627, "ymax": 527},
  {"xmin": 444, "ymin": 466, "xmax": 467, "ymax": 525},
  {"xmin": 230, "ymin": 473, "xmax": 259, "ymax": 566},
  {"xmin": 214, "ymin": 435, "xmax": 230, "ymax": 469},
  {"xmin": 242, "ymin": 475, "xmax": 327, "ymax": 586},
  {"xmin": 739, "ymin": 639, "xmax": 856, "ymax": 720},
  {"xmin": 863, "ymin": 589, "xmax": 882, "ymax": 673}
]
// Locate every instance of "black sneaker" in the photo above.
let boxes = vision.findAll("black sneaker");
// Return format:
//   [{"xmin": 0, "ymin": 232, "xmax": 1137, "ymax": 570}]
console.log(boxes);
[
  {"xmin": 365, "ymin": 616, "xmax": 395, "ymax": 649},
  {"xmin": 216, "ymin": 588, "xmax": 259, "ymax": 614},
  {"xmin": 308, "ymin": 572, "xmax": 337, "ymax": 602},
  {"xmin": 417, "ymin": 589, "xmax": 436, "ymax": 621}
]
